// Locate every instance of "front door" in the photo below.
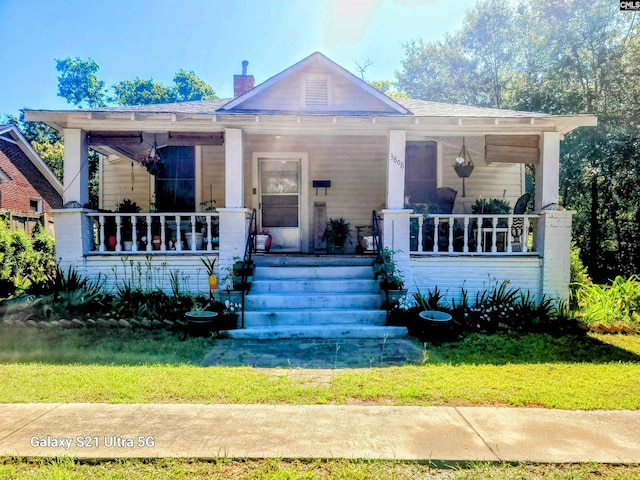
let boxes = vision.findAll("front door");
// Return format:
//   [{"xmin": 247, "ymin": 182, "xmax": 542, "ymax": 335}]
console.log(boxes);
[{"xmin": 259, "ymin": 158, "xmax": 301, "ymax": 251}]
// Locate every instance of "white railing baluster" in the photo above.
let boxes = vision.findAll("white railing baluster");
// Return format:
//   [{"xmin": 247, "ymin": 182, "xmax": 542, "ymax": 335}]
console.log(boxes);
[
  {"xmin": 146, "ymin": 214, "xmax": 152, "ymax": 251},
  {"xmin": 132, "ymin": 216, "xmax": 138, "ymax": 252},
  {"xmin": 98, "ymin": 214, "xmax": 106, "ymax": 252},
  {"xmin": 448, "ymin": 217, "xmax": 454, "ymax": 252},
  {"xmin": 115, "ymin": 215, "xmax": 122, "ymax": 252},
  {"xmin": 174, "ymin": 215, "xmax": 182, "ymax": 252},
  {"xmin": 160, "ymin": 216, "xmax": 167, "ymax": 252},
  {"xmin": 189, "ymin": 214, "xmax": 197, "ymax": 251},
  {"xmin": 407, "ymin": 212, "xmax": 540, "ymax": 256},
  {"xmin": 463, "ymin": 216, "xmax": 470, "ymax": 253},
  {"xmin": 205, "ymin": 216, "xmax": 212, "ymax": 251}
]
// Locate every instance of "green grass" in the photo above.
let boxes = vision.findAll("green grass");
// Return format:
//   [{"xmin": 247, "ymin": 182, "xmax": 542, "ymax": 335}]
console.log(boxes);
[
  {"xmin": 1, "ymin": 458, "xmax": 639, "ymax": 479},
  {"xmin": 0, "ymin": 323, "xmax": 639, "ymax": 409},
  {"xmin": 0, "ymin": 324, "xmax": 210, "ymax": 365}
]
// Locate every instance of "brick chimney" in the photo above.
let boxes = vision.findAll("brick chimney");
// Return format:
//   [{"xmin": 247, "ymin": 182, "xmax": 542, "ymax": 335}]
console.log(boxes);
[{"xmin": 233, "ymin": 60, "xmax": 255, "ymax": 97}]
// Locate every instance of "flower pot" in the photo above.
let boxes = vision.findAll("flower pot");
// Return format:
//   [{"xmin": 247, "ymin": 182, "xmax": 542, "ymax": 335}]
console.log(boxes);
[
  {"xmin": 123, "ymin": 240, "xmax": 133, "ymax": 251},
  {"xmin": 187, "ymin": 232, "xmax": 204, "ymax": 250},
  {"xmin": 255, "ymin": 234, "xmax": 272, "ymax": 252},
  {"xmin": 107, "ymin": 235, "xmax": 117, "ymax": 251},
  {"xmin": 454, "ymin": 164, "xmax": 474, "ymax": 178},
  {"xmin": 410, "ymin": 310, "xmax": 455, "ymax": 343},
  {"xmin": 215, "ymin": 289, "xmax": 243, "ymax": 304},
  {"xmin": 381, "ymin": 288, "xmax": 408, "ymax": 308},
  {"xmin": 184, "ymin": 311, "xmax": 218, "ymax": 337}
]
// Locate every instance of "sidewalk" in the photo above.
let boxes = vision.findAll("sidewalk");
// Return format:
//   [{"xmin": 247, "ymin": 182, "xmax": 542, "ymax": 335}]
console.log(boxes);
[{"xmin": 1, "ymin": 403, "xmax": 639, "ymax": 463}]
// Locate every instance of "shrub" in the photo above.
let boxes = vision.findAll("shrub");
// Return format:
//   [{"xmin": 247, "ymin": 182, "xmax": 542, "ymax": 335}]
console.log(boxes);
[
  {"xmin": 0, "ymin": 218, "xmax": 56, "ymax": 299},
  {"xmin": 574, "ymin": 275, "xmax": 640, "ymax": 330},
  {"xmin": 570, "ymin": 241, "xmax": 591, "ymax": 299},
  {"xmin": 452, "ymin": 280, "xmax": 557, "ymax": 334}
]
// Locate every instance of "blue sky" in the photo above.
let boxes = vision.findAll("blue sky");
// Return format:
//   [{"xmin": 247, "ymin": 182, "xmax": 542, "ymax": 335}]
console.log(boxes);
[{"xmin": 0, "ymin": 0, "xmax": 475, "ymax": 119}]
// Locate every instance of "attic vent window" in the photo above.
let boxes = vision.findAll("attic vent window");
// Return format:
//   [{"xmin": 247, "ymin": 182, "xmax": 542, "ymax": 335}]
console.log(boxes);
[{"xmin": 302, "ymin": 75, "xmax": 331, "ymax": 108}]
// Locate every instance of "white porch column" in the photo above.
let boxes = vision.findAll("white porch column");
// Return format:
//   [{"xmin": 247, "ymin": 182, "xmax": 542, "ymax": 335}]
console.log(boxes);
[
  {"xmin": 225, "ymin": 128, "xmax": 244, "ymax": 208},
  {"xmin": 535, "ymin": 132, "xmax": 561, "ymax": 211},
  {"xmin": 386, "ymin": 130, "xmax": 406, "ymax": 209},
  {"xmin": 51, "ymin": 208, "xmax": 94, "ymax": 273},
  {"xmin": 63, "ymin": 128, "xmax": 89, "ymax": 205},
  {"xmin": 380, "ymin": 209, "xmax": 414, "ymax": 290},
  {"xmin": 217, "ymin": 208, "xmax": 249, "ymax": 288},
  {"xmin": 383, "ymin": 130, "xmax": 411, "ymax": 284},
  {"xmin": 536, "ymin": 210, "xmax": 575, "ymax": 302}
]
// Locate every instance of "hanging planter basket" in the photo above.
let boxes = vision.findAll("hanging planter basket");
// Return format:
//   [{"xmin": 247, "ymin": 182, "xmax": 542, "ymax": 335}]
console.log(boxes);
[{"xmin": 454, "ymin": 164, "xmax": 474, "ymax": 178}]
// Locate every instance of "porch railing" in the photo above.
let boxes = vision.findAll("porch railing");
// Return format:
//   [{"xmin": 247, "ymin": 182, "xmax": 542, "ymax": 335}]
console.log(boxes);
[
  {"xmin": 86, "ymin": 212, "xmax": 220, "ymax": 254},
  {"xmin": 410, "ymin": 213, "xmax": 540, "ymax": 255}
]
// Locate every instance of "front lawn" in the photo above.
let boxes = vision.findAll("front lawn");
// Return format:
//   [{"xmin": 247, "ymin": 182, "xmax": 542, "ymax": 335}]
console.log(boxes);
[
  {"xmin": 0, "ymin": 322, "xmax": 639, "ymax": 410},
  {"xmin": 1, "ymin": 458, "xmax": 640, "ymax": 480}
]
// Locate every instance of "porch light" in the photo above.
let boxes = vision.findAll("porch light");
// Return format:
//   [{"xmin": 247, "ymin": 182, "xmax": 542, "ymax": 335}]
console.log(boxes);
[
  {"xmin": 140, "ymin": 136, "xmax": 164, "ymax": 176},
  {"xmin": 453, "ymin": 137, "xmax": 474, "ymax": 197}
]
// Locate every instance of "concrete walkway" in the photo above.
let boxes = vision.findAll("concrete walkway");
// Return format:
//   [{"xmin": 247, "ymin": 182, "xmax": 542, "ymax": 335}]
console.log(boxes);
[{"xmin": 1, "ymin": 403, "xmax": 639, "ymax": 463}]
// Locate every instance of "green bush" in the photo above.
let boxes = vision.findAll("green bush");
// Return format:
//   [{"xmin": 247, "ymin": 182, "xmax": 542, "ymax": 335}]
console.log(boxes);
[
  {"xmin": 574, "ymin": 275, "xmax": 640, "ymax": 329},
  {"xmin": 0, "ymin": 218, "xmax": 57, "ymax": 300}
]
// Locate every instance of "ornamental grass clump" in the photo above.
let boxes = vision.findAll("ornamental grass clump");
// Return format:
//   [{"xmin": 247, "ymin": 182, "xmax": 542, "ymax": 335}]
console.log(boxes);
[
  {"xmin": 574, "ymin": 275, "xmax": 640, "ymax": 331},
  {"xmin": 452, "ymin": 280, "xmax": 557, "ymax": 334}
]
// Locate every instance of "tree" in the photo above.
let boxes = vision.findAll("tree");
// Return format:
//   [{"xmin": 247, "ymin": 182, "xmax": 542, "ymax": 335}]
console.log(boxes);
[
  {"xmin": 172, "ymin": 69, "xmax": 217, "ymax": 102},
  {"xmin": 111, "ymin": 78, "xmax": 176, "ymax": 106},
  {"xmin": 55, "ymin": 57, "xmax": 106, "ymax": 108},
  {"xmin": 55, "ymin": 56, "xmax": 218, "ymax": 107},
  {"xmin": 396, "ymin": 0, "xmax": 640, "ymax": 280}
]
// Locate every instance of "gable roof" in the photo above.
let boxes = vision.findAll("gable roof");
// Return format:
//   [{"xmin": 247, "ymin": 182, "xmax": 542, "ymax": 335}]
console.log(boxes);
[
  {"xmin": 0, "ymin": 125, "xmax": 64, "ymax": 197},
  {"xmin": 23, "ymin": 51, "xmax": 597, "ymax": 135},
  {"xmin": 219, "ymin": 52, "xmax": 410, "ymax": 115}
]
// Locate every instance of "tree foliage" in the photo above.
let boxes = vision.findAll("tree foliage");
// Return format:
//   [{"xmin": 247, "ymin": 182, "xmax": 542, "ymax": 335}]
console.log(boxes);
[
  {"xmin": 396, "ymin": 0, "xmax": 640, "ymax": 281},
  {"xmin": 56, "ymin": 58, "xmax": 217, "ymax": 107},
  {"xmin": 55, "ymin": 57, "xmax": 107, "ymax": 108}
]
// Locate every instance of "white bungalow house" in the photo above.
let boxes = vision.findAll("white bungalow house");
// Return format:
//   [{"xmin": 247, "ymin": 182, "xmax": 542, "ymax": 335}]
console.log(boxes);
[{"xmin": 25, "ymin": 52, "xmax": 595, "ymax": 337}]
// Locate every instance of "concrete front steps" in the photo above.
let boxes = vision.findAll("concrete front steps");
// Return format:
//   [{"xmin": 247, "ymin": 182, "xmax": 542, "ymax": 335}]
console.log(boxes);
[{"xmin": 224, "ymin": 255, "xmax": 407, "ymax": 340}]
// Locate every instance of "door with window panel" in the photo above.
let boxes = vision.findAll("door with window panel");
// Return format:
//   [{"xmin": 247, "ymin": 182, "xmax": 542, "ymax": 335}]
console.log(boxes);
[{"xmin": 259, "ymin": 159, "xmax": 300, "ymax": 252}]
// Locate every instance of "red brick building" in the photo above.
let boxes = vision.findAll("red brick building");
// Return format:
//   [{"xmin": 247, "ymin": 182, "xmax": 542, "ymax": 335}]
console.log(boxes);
[{"xmin": 0, "ymin": 125, "xmax": 63, "ymax": 233}]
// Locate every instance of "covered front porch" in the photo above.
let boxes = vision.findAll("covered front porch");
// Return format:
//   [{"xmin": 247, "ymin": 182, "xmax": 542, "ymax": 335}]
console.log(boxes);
[{"xmin": 43, "ymin": 122, "xmax": 575, "ymax": 302}]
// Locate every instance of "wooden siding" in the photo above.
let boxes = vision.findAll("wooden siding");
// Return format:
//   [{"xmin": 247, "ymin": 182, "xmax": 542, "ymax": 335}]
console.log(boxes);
[
  {"xmin": 245, "ymin": 134, "xmax": 388, "ymax": 252},
  {"xmin": 437, "ymin": 136, "xmax": 526, "ymax": 213},
  {"xmin": 410, "ymin": 255, "xmax": 542, "ymax": 304},
  {"xmin": 101, "ymin": 157, "xmax": 152, "ymax": 211},
  {"xmin": 237, "ymin": 64, "xmax": 397, "ymax": 113},
  {"xmin": 201, "ymin": 145, "xmax": 226, "ymax": 208},
  {"xmin": 85, "ymin": 254, "xmax": 217, "ymax": 296}
]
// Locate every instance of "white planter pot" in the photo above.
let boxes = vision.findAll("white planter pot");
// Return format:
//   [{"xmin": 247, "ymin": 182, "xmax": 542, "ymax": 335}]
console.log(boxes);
[{"xmin": 187, "ymin": 232, "xmax": 204, "ymax": 250}]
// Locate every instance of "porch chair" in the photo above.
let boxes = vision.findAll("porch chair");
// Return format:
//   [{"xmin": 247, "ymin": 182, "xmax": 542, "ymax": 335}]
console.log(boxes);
[{"xmin": 511, "ymin": 192, "xmax": 531, "ymax": 251}]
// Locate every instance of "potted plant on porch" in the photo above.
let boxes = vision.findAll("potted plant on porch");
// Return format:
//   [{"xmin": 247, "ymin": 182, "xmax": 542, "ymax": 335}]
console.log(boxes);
[
  {"xmin": 322, "ymin": 217, "xmax": 351, "ymax": 254},
  {"xmin": 375, "ymin": 247, "xmax": 407, "ymax": 307},
  {"xmin": 255, "ymin": 228, "xmax": 272, "ymax": 252}
]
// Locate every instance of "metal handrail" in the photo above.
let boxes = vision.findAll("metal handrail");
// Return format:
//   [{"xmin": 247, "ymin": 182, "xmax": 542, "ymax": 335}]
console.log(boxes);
[
  {"xmin": 371, "ymin": 210, "xmax": 382, "ymax": 259},
  {"xmin": 244, "ymin": 208, "xmax": 257, "ymax": 264}
]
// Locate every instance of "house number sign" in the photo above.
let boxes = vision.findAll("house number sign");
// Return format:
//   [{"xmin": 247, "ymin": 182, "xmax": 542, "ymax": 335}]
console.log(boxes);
[{"xmin": 390, "ymin": 153, "xmax": 404, "ymax": 169}]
